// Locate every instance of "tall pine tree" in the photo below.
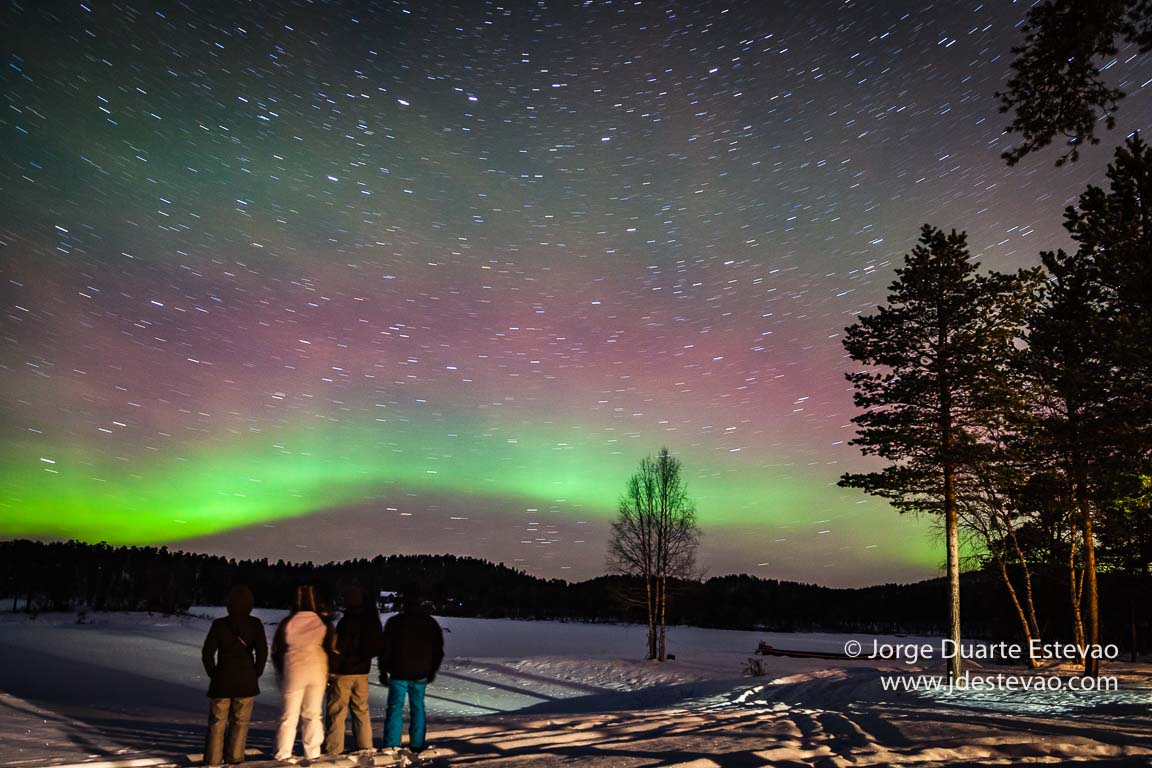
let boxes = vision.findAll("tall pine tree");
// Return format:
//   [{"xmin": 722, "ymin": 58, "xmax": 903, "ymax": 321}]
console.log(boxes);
[
  {"xmin": 1023, "ymin": 247, "xmax": 1112, "ymax": 675},
  {"xmin": 1062, "ymin": 134, "xmax": 1152, "ymax": 434},
  {"xmin": 840, "ymin": 225, "xmax": 1039, "ymax": 680},
  {"xmin": 1023, "ymin": 135, "xmax": 1152, "ymax": 674}
]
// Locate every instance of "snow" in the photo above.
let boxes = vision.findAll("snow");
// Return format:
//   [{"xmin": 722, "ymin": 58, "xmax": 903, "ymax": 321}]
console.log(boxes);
[{"xmin": 1, "ymin": 609, "xmax": 1150, "ymax": 767}]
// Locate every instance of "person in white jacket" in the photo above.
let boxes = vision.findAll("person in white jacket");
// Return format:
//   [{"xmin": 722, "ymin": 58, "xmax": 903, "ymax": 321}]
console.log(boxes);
[{"xmin": 271, "ymin": 585, "xmax": 333, "ymax": 762}]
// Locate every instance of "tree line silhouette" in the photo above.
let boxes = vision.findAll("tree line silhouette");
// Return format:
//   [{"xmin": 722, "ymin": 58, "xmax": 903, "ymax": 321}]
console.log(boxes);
[{"xmin": 2, "ymin": 539, "xmax": 1146, "ymax": 658}]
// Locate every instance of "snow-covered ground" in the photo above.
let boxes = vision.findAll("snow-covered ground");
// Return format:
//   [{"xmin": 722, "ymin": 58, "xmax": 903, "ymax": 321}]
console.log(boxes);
[{"xmin": 1, "ymin": 609, "xmax": 1149, "ymax": 767}]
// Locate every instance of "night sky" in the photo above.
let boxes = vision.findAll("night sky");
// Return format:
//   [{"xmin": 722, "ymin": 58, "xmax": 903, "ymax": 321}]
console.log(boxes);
[{"xmin": 3, "ymin": 0, "xmax": 1151, "ymax": 586}]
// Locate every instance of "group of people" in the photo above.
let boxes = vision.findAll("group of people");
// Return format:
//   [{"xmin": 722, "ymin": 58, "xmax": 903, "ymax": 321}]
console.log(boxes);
[{"xmin": 200, "ymin": 584, "xmax": 444, "ymax": 766}]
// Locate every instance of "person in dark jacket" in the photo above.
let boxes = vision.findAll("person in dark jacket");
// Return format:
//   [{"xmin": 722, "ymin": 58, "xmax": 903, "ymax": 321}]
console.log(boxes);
[
  {"xmin": 377, "ymin": 593, "xmax": 444, "ymax": 754},
  {"xmin": 202, "ymin": 585, "xmax": 268, "ymax": 767},
  {"xmin": 323, "ymin": 586, "xmax": 384, "ymax": 756}
]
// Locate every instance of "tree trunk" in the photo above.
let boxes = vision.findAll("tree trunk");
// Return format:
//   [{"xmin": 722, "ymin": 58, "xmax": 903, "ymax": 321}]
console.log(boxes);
[
  {"xmin": 982, "ymin": 488, "xmax": 1043, "ymax": 661},
  {"xmin": 1131, "ymin": 577, "xmax": 1139, "ymax": 663},
  {"xmin": 1082, "ymin": 504, "xmax": 1101, "ymax": 677},
  {"xmin": 658, "ymin": 576, "xmax": 668, "ymax": 662},
  {"xmin": 645, "ymin": 575, "xmax": 657, "ymax": 660},
  {"xmin": 1068, "ymin": 521, "xmax": 1086, "ymax": 661},
  {"xmin": 1065, "ymin": 409, "xmax": 1099, "ymax": 675},
  {"xmin": 1004, "ymin": 520, "xmax": 1042, "ymax": 641},
  {"xmin": 994, "ymin": 556, "xmax": 1040, "ymax": 668},
  {"xmin": 944, "ymin": 463, "xmax": 962, "ymax": 682},
  {"xmin": 938, "ymin": 373, "xmax": 962, "ymax": 683}
]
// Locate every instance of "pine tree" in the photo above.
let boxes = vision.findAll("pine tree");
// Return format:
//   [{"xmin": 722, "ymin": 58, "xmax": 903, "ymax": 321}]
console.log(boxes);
[
  {"xmin": 840, "ymin": 225, "xmax": 1040, "ymax": 680},
  {"xmin": 998, "ymin": 0, "xmax": 1152, "ymax": 165},
  {"xmin": 1023, "ymin": 247, "xmax": 1112, "ymax": 675},
  {"xmin": 1023, "ymin": 135, "xmax": 1152, "ymax": 674},
  {"xmin": 1062, "ymin": 134, "xmax": 1152, "ymax": 423}
]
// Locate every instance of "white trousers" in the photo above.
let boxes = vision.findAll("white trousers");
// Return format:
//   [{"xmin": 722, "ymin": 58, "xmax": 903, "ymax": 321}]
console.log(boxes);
[{"xmin": 275, "ymin": 675, "xmax": 327, "ymax": 760}]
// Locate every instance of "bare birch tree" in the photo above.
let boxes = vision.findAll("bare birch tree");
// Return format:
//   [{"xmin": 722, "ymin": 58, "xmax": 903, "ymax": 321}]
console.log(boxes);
[{"xmin": 607, "ymin": 447, "xmax": 701, "ymax": 661}]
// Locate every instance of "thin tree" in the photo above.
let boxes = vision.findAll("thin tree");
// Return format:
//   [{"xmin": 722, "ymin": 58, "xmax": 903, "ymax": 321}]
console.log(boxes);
[
  {"xmin": 840, "ymin": 225, "xmax": 1039, "ymax": 681},
  {"xmin": 607, "ymin": 447, "xmax": 701, "ymax": 661},
  {"xmin": 955, "ymin": 458, "xmax": 1043, "ymax": 667},
  {"xmin": 998, "ymin": 0, "xmax": 1152, "ymax": 165},
  {"xmin": 954, "ymin": 343, "xmax": 1048, "ymax": 665}
]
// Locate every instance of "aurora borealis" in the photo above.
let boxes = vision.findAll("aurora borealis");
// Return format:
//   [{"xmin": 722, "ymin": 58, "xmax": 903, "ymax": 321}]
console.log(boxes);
[{"xmin": 3, "ymin": 0, "xmax": 1152, "ymax": 585}]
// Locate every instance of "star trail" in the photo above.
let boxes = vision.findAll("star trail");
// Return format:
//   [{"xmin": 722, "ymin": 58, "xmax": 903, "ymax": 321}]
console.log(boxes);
[{"xmin": 3, "ymin": 0, "xmax": 1152, "ymax": 585}]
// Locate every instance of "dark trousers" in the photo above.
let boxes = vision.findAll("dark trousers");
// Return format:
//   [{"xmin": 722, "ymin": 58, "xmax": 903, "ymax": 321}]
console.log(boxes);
[{"xmin": 205, "ymin": 696, "xmax": 255, "ymax": 765}]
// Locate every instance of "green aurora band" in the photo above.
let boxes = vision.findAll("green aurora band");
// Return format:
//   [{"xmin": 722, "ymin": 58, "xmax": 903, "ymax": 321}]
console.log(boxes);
[{"xmin": 0, "ymin": 418, "xmax": 939, "ymax": 572}]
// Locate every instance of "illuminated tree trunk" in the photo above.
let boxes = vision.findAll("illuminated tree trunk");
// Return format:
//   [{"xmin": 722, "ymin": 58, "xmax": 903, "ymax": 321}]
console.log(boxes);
[
  {"xmin": 1080, "ymin": 493, "xmax": 1101, "ymax": 677},
  {"xmin": 988, "ymin": 491, "xmax": 1042, "ymax": 668},
  {"xmin": 1005, "ymin": 520, "xmax": 1042, "ymax": 643},
  {"xmin": 992, "ymin": 556, "xmax": 1040, "ymax": 669},
  {"xmin": 943, "ymin": 459, "xmax": 962, "ymax": 682},
  {"xmin": 1068, "ymin": 520, "xmax": 1086, "ymax": 656}
]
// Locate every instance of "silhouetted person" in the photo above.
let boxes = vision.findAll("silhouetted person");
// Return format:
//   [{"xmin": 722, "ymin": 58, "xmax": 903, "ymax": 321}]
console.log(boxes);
[
  {"xmin": 202, "ymin": 585, "xmax": 268, "ymax": 767},
  {"xmin": 272, "ymin": 585, "xmax": 333, "ymax": 762},
  {"xmin": 377, "ymin": 593, "xmax": 444, "ymax": 755},
  {"xmin": 324, "ymin": 586, "xmax": 384, "ymax": 756}
]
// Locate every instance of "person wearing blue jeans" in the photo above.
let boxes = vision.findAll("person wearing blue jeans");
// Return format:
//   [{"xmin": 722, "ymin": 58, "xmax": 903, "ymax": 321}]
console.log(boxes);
[
  {"xmin": 383, "ymin": 678, "xmax": 428, "ymax": 750},
  {"xmin": 377, "ymin": 593, "xmax": 444, "ymax": 754}
]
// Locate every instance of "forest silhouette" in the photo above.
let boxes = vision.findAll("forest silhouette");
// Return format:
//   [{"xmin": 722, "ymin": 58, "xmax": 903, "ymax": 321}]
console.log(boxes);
[{"xmin": 2, "ymin": 539, "xmax": 1146, "ymax": 659}]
